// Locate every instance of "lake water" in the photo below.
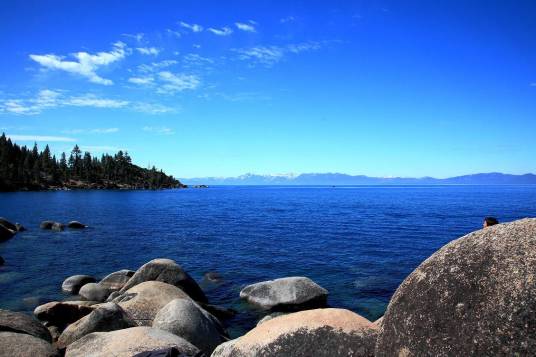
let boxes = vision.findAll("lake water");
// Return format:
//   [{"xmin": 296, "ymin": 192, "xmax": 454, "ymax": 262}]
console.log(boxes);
[{"xmin": 1, "ymin": 185, "xmax": 536, "ymax": 336}]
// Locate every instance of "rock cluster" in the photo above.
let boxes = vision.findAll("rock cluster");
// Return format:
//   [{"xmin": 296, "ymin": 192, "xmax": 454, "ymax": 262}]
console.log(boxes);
[
  {"xmin": 0, "ymin": 217, "xmax": 24, "ymax": 242},
  {"xmin": 3, "ymin": 218, "xmax": 536, "ymax": 356}
]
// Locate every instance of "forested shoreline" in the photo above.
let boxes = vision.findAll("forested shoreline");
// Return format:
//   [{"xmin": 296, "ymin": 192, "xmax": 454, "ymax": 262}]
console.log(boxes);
[{"xmin": 0, "ymin": 133, "xmax": 184, "ymax": 191}]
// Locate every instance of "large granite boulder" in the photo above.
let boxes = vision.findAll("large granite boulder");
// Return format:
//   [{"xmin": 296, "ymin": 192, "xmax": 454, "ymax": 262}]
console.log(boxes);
[
  {"xmin": 212, "ymin": 308, "xmax": 378, "ymax": 357},
  {"xmin": 0, "ymin": 224, "xmax": 15, "ymax": 242},
  {"xmin": 62, "ymin": 275, "xmax": 96, "ymax": 294},
  {"xmin": 113, "ymin": 281, "xmax": 191, "ymax": 326},
  {"xmin": 119, "ymin": 258, "xmax": 207, "ymax": 303},
  {"xmin": 78, "ymin": 283, "xmax": 110, "ymax": 302},
  {"xmin": 67, "ymin": 221, "xmax": 87, "ymax": 229},
  {"xmin": 0, "ymin": 332, "xmax": 59, "ymax": 357},
  {"xmin": 0, "ymin": 309, "xmax": 52, "ymax": 342},
  {"xmin": 375, "ymin": 218, "xmax": 536, "ymax": 356},
  {"xmin": 153, "ymin": 298, "xmax": 226, "ymax": 354},
  {"xmin": 240, "ymin": 277, "xmax": 328, "ymax": 311},
  {"xmin": 34, "ymin": 301, "xmax": 95, "ymax": 329},
  {"xmin": 65, "ymin": 326, "xmax": 200, "ymax": 357},
  {"xmin": 58, "ymin": 302, "xmax": 136, "ymax": 348},
  {"xmin": 98, "ymin": 269, "xmax": 134, "ymax": 291}
]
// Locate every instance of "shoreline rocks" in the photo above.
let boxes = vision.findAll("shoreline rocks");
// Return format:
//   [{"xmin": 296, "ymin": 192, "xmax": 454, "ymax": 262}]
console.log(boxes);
[
  {"xmin": 0, "ymin": 332, "xmax": 59, "ymax": 357},
  {"xmin": 65, "ymin": 326, "xmax": 200, "ymax": 357},
  {"xmin": 240, "ymin": 276, "xmax": 328, "ymax": 311},
  {"xmin": 0, "ymin": 309, "xmax": 52, "ymax": 342},
  {"xmin": 79, "ymin": 283, "xmax": 111, "ymax": 302},
  {"xmin": 212, "ymin": 308, "xmax": 378, "ymax": 357}
]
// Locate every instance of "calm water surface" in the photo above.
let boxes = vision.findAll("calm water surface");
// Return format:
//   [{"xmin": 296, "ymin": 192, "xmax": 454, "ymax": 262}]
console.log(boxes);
[{"xmin": 1, "ymin": 185, "xmax": 536, "ymax": 336}]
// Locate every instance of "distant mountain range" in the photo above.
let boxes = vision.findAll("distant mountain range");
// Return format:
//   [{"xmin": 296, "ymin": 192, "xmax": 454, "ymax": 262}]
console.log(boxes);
[{"xmin": 181, "ymin": 172, "xmax": 536, "ymax": 186}]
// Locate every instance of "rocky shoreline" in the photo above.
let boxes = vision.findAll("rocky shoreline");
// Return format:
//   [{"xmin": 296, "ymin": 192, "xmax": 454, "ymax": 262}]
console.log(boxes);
[{"xmin": 1, "ymin": 218, "xmax": 535, "ymax": 356}]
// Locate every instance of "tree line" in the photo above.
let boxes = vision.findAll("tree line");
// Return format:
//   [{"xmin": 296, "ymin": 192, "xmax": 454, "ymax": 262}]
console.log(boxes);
[{"xmin": 0, "ymin": 133, "xmax": 183, "ymax": 191}]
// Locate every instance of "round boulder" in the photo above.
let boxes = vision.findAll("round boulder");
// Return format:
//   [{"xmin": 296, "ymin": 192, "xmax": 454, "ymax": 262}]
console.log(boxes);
[
  {"xmin": 119, "ymin": 258, "xmax": 207, "ymax": 303},
  {"xmin": 40, "ymin": 221, "xmax": 63, "ymax": 231},
  {"xmin": 153, "ymin": 298, "xmax": 226, "ymax": 354},
  {"xmin": 79, "ymin": 283, "xmax": 110, "ymax": 302},
  {"xmin": 0, "ymin": 309, "xmax": 52, "ymax": 342},
  {"xmin": 62, "ymin": 275, "xmax": 96, "ymax": 294},
  {"xmin": 113, "ymin": 281, "xmax": 191, "ymax": 326},
  {"xmin": 0, "ymin": 332, "xmax": 59, "ymax": 357},
  {"xmin": 65, "ymin": 326, "xmax": 200, "ymax": 357},
  {"xmin": 240, "ymin": 276, "xmax": 328, "ymax": 311},
  {"xmin": 375, "ymin": 218, "xmax": 536, "ymax": 356},
  {"xmin": 212, "ymin": 308, "xmax": 378, "ymax": 357},
  {"xmin": 98, "ymin": 269, "xmax": 134, "ymax": 291},
  {"xmin": 67, "ymin": 221, "xmax": 87, "ymax": 229},
  {"xmin": 58, "ymin": 302, "xmax": 136, "ymax": 348}
]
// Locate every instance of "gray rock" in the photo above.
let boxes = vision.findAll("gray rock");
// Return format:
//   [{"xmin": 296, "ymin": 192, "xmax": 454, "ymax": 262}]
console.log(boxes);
[
  {"xmin": 65, "ymin": 326, "xmax": 200, "ymax": 357},
  {"xmin": 67, "ymin": 221, "xmax": 87, "ymax": 229},
  {"xmin": 58, "ymin": 302, "xmax": 136, "ymax": 348},
  {"xmin": 62, "ymin": 275, "xmax": 97, "ymax": 294},
  {"xmin": 153, "ymin": 298, "xmax": 225, "ymax": 354},
  {"xmin": 375, "ymin": 218, "xmax": 536, "ymax": 356},
  {"xmin": 199, "ymin": 303, "xmax": 237, "ymax": 321},
  {"xmin": 78, "ymin": 283, "xmax": 110, "ymax": 302},
  {"xmin": 114, "ymin": 281, "xmax": 192, "ymax": 326},
  {"xmin": 0, "ymin": 217, "xmax": 17, "ymax": 231},
  {"xmin": 0, "ymin": 309, "xmax": 52, "ymax": 342},
  {"xmin": 203, "ymin": 271, "xmax": 222, "ymax": 283},
  {"xmin": 239, "ymin": 277, "xmax": 328, "ymax": 311},
  {"xmin": 34, "ymin": 301, "xmax": 95, "ymax": 329},
  {"xmin": 119, "ymin": 258, "xmax": 207, "ymax": 303},
  {"xmin": 0, "ymin": 332, "xmax": 59, "ymax": 357},
  {"xmin": 212, "ymin": 308, "xmax": 378, "ymax": 357},
  {"xmin": 106, "ymin": 291, "xmax": 121, "ymax": 302},
  {"xmin": 98, "ymin": 269, "xmax": 134, "ymax": 291},
  {"xmin": 0, "ymin": 224, "xmax": 15, "ymax": 242},
  {"xmin": 373, "ymin": 316, "xmax": 383, "ymax": 329},
  {"xmin": 15, "ymin": 223, "xmax": 26, "ymax": 232},
  {"xmin": 256, "ymin": 312, "xmax": 288, "ymax": 326},
  {"xmin": 40, "ymin": 221, "xmax": 64, "ymax": 231}
]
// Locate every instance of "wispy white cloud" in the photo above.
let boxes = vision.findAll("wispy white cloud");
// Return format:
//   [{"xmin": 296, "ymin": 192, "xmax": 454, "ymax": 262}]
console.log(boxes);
[
  {"xmin": 234, "ymin": 41, "xmax": 322, "ymax": 67},
  {"xmin": 280, "ymin": 16, "xmax": 296, "ymax": 23},
  {"xmin": 142, "ymin": 126, "xmax": 175, "ymax": 135},
  {"xmin": 530, "ymin": 83, "xmax": 536, "ymax": 87},
  {"xmin": 122, "ymin": 33, "xmax": 144, "ymax": 42},
  {"xmin": 63, "ymin": 128, "xmax": 119, "ymax": 134},
  {"xmin": 80, "ymin": 145, "xmax": 123, "ymax": 153},
  {"xmin": 7, "ymin": 135, "xmax": 76, "ymax": 142},
  {"xmin": 166, "ymin": 29, "xmax": 182, "ymax": 38},
  {"xmin": 235, "ymin": 22, "xmax": 256, "ymax": 33},
  {"xmin": 157, "ymin": 71, "xmax": 201, "ymax": 94},
  {"xmin": 0, "ymin": 90, "xmax": 170, "ymax": 115},
  {"xmin": 137, "ymin": 60, "xmax": 177, "ymax": 73},
  {"xmin": 136, "ymin": 47, "xmax": 160, "ymax": 56},
  {"xmin": 29, "ymin": 42, "xmax": 128, "ymax": 85},
  {"xmin": 128, "ymin": 76, "xmax": 155, "ymax": 85},
  {"xmin": 207, "ymin": 27, "xmax": 233, "ymax": 36},
  {"xmin": 180, "ymin": 21, "xmax": 203, "ymax": 32},
  {"xmin": 133, "ymin": 102, "xmax": 176, "ymax": 114},
  {"xmin": 235, "ymin": 46, "xmax": 285, "ymax": 66}
]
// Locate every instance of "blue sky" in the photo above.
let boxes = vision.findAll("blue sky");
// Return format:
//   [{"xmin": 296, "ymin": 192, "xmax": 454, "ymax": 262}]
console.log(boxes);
[{"xmin": 1, "ymin": 0, "xmax": 535, "ymax": 178}]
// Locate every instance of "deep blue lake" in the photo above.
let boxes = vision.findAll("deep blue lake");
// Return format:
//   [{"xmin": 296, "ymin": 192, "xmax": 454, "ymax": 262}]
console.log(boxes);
[{"xmin": 1, "ymin": 185, "xmax": 536, "ymax": 336}]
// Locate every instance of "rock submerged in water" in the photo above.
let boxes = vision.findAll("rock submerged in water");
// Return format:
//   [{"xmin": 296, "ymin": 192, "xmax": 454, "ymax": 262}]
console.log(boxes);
[
  {"xmin": 119, "ymin": 258, "xmax": 207, "ymax": 303},
  {"xmin": 113, "ymin": 281, "xmax": 192, "ymax": 326},
  {"xmin": 40, "ymin": 221, "xmax": 64, "ymax": 232},
  {"xmin": 0, "ymin": 308, "xmax": 52, "ymax": 342},
  {"xmin": 0, "ymin": 332, "xmax": 59, "ymax": 357},
  {"xmin": 0, "ymin": 223, "xmax": 15, "ymax": 242},
  {"xmin": 0, "ymin": 217, "xmax": 17, "ymax": 231},
  {"xmin": 153, "ymin": 298, "xmax": 226, "ymax": 354},
  {"xmin": 240, "ymin": 276, "xmax": 328, "ymax": 311},
  {"xmin": 65, "ymin": 326, "xmax": 200, "ymax": 357},
  {"xmin": 57, "ymin": 302, "xmax": 136, "ymax": 348},
  {"xmin": 0, "ymin": 256, "xmax": 4, "ymax": 265},
  {"xmin": 212, "ymin": 308, "xmax": 378, "ymax": 357},
  {"xmin": 67, "ymin": 221, "xmax": 87, "ymax": 229},
  {"xmin": 62, "ymin": 275, "xmax": 97, "ymax": 294},
  {"xmin": 375, "ymin": 218, "xmax": 536, "ymax": 356}
]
